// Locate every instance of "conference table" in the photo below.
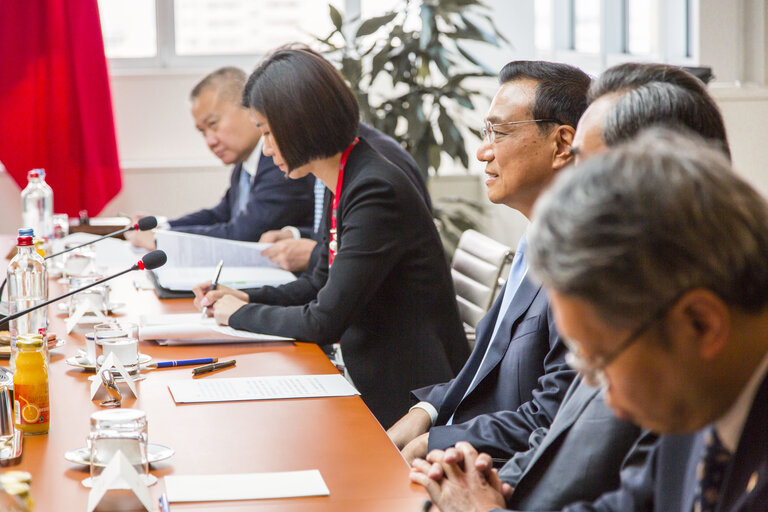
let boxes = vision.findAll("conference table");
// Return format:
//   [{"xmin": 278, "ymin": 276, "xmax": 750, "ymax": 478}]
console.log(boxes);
[{"xmin": 1, "ymin": 236, "xmax": 428, "ymax": 510}]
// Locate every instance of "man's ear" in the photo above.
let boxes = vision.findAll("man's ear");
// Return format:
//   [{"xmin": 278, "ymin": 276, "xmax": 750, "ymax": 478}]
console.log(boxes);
[
  {"xmin": 671, "ymin": 289, "xmax": 730, "ymax": 360},
  {"xmin": 552, "ymin": 125, "xmax": 576, "ymax": 170}
]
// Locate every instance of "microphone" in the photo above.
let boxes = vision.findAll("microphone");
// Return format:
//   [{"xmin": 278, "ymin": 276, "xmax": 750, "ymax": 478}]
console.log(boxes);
[
  {"xmin": 44, "ymin": 216, "xmax": 158, "ymax": 260},
  {"xmin": 0, "ymin": 250, "xmax": 167, "ymax": 325}
]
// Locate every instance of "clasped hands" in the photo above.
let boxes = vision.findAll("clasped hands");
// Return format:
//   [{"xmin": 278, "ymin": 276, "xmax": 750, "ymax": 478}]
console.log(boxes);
[
  {"xmin": 192, "ymin": 281, "xmax": 249, "ymax": 325},
  {"xmin": 409, "ymin": 442, "xmax": 511, "ymax": 512}
]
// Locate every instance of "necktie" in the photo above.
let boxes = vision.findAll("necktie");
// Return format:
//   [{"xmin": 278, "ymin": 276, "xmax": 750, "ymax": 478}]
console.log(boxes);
[
  {"xmin": 693, "ymin": 427, "xmax": 731, "ymax": 512},
  {"xmin": 236, "ymin": 167, "xmax": 251, "ymax": 214},
  {"xmin": 446, "ymin": 235, "xmax": 528, "ymax": 425}
]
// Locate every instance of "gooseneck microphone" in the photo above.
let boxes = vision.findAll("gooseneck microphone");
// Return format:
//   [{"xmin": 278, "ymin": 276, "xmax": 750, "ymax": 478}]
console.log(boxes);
[
  {"xmin": 44, "ymin": 216, "xmax": 158, "ymax": 260},
  {"xmin": 0, "ymin": 250, "xmax": 167, "ymax": 325}
]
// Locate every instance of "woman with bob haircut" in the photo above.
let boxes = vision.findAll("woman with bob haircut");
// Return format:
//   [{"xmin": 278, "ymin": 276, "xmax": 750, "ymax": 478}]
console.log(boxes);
[{"xmin": 194, "ymin": 48, "xmax": 469, "ymax": 428}]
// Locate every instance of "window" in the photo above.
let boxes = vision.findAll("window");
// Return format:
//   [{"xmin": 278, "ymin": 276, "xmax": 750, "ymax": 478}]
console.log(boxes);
[
  {"xmin": 98, "ymin": 0, "xmax": 347, "ymax": 67},
  {"xmin": 534, "ymin": 0, "xmax": 693, "ymax": 74}
]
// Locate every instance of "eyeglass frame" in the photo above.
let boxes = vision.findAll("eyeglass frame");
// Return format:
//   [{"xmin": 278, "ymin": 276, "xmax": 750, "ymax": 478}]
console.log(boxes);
[
  {"xmin": 481, "ymin": 118, "xmax": 562, "ymax": 143},
  {"xmin": 563, "ymin": 291, "xmax": 686, "ymax": 388}
]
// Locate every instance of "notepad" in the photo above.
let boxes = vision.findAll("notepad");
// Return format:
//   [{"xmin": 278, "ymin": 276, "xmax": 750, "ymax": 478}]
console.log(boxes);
[
  {"xmin": 164, "ymin": 470, "xmax": 329, "ymax": 502},
  {"xmin": 139, "ymin": 313, "xmax": 293, "ymax": 344},
  {"xmin": 168, "ymin": 374, "xmax": 359, "ymax": 403}
]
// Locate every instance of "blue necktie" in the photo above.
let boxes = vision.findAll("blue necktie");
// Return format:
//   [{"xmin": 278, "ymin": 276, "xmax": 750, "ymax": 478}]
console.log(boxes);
[
  {"xmin": 313, "ymin": 178, "xmax": 325, "ymax": 233},
  {"xmin": 693, "ymin": 427, "xmax": 731, "ymax": 512},
  {"xmin": 446, "ymin": 235, "xmax": 528, "ymax": 425},
  {"xmin": 236, "ymin": 168, "xmax": 251, "ymax": 214}
]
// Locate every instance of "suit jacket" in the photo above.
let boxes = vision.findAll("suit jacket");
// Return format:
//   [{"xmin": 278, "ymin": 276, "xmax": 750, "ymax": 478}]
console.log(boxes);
[
  {"xmin": 499, "ymin": 378, "xmax": 654, "ymax": 510},
  {"xmin": 563, "ymin": 372, "xmax": 768, "ymax": 512},
  {"xmin": 169, "ymin": 154, "xmax": 314, "ymax": 241},
  {"xmin": 412, "ymin": 277, "xmax": 575, "ymax": 458},
  {"xmin": 304, "ymin": 122, "xmax": 430, "ymax": 269},
  {"xmin": 229, "ymin": 139, "xmax": 469, "ymax": 428}
]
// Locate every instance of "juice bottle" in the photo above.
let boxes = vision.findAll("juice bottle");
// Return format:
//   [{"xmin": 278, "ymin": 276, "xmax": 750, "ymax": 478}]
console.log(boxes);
[{"xmin": 13, "ymin": 334, "xmax": 49, "ymax": 435}]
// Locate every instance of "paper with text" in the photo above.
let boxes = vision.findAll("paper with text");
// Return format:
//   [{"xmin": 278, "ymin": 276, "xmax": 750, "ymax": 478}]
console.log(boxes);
[
  {"xmin": 155, "ymin": 230, "xmax": 277, "ymax": 268},
  {"xmin": 164, "ymin": 470, "xmax": 329, "ymax": 502},
  {"xmin": 168, "ymin": 374, "xmax": 359, "ymax": 403}
]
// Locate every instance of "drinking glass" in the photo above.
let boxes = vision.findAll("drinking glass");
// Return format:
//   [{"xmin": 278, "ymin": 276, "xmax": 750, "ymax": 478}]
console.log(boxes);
[
  {"xmin": 88, "ymin": 409, "xmax": 149, "ymax": 485},
  {"xmin": 68, "ymin": 275, "xmax": 108, "ymax": 320},
  {"xmin": 62, "ymin": 244, "xmax": 95, "ymax": 279}
]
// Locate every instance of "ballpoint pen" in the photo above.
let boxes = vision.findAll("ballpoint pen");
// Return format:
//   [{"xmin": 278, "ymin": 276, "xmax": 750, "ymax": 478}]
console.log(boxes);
[
  {"xmin": 159, "ymin": 493, "xmax": 170, "ymax": 512},
  {"xmin": 192, "ymin": 359, "xmax": 236, "ymax": 376},
  {"xmin": 146, "ymin": 357, "xmax": 218, "ymax": 369},
  {"xmin": 201, "ymin": 259, "xmax": 224, "ymax": 319}
]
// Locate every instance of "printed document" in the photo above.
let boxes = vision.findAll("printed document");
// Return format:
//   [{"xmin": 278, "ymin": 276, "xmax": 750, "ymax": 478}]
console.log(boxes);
[
  {"xmin": 164, "ymin": 470, "xmax": 329, "ymax": 502},
  {"xmin": 168, "ymin": 374, "xmax": 359, "ymax": 403},
  {"xmin": 155, "ymin": 230, "xmax": 276, "ymax": 267},
  {"xmin": 139, "ymin": 313, "xmax": 293, "ymax": 344}
]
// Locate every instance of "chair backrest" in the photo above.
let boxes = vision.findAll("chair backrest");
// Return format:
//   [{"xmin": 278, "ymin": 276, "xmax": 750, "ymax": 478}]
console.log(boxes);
[{"xmin": 451, "ymin": 229, "xmax": 513, "ymax": 331}]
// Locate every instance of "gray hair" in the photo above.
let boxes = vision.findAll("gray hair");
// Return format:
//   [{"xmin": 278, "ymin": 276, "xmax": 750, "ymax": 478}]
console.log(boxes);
[
  {"xmin": 527, "ymin": 127, "xmax": 768, "ymax": 327},
  {"xmin": 190, "ymin": 66, "xmax": 247, "ymax": 104},
  {"xmin": 603, "ymin": 81, "xmax": 730, "ymax": 158},
  {"xmin": 589, "ymin": 62, "xmax": 730, "ymax": 159}
]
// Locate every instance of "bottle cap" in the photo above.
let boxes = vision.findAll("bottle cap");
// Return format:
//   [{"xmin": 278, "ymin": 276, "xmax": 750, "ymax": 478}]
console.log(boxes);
[
  {"xmin": 17, "ymin": 228, "xmax": 33, "ymax": 237},
  {"xmin": 16, "ymin": 236, "xmax": 33, "ymax": 247},
  {"xmin": 27, "ymin": 170, "xmax": 40, "ymax": 179},
  {"xmin": 15, "ymin": 334, "xmax": 44, "ymax": 350}
]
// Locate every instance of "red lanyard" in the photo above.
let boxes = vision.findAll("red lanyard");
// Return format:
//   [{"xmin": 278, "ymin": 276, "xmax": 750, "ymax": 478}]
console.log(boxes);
[{"xmin": 329, "ymin": 137, "xmax": 359, "ymax": 267}]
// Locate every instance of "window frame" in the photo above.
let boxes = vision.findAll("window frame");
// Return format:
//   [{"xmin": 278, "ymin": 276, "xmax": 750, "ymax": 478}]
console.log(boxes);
[{"xmin": 105, "ymin": 0, "xmax": 362, "ymax": 70}]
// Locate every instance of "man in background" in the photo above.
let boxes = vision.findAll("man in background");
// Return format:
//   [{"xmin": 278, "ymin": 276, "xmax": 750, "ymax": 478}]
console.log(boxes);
[{"xmin": 126, "ymin": 66, "xmax": 314, "ymax": 250}]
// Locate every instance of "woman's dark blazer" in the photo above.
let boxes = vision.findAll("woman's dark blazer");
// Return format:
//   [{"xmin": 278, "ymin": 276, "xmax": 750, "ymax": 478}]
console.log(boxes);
[{"xmin": 229, "ymin": 138, "xmax": 469, "ymax": 427}]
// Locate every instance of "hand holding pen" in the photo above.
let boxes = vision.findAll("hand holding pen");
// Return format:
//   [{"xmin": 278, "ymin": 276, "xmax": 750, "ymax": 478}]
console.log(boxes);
[{"xmin": 201, "ymin": 260, "xmax": 224, "ymax": 319}]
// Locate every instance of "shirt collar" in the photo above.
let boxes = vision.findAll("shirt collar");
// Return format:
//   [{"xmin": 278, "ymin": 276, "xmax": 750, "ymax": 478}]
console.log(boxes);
[
  {"xmin": 714, "ymin": 349, "xmax": 768, "ymax": 453},
  {"xmin": 241, "ymin": 138, "xmax": 263, "ymax": 178}
]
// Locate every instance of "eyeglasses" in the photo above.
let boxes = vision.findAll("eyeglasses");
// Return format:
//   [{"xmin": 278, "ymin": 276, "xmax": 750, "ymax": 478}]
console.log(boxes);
[
  {"xmin": 563, "ymin": 291, "xmax": 684, "ymax": 388},
  {"xmin": 481, "ymin": 118, "xmax": 561, "ymax": 143}
]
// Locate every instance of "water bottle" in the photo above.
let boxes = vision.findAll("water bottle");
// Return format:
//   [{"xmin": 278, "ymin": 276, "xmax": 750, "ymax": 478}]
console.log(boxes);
[
  {"xmin": 21, "ymin": 169, "xmax": 54, "ymax": 244},
  {"xmin": 7, "ymin": 229, "xmax": 48, "ymax": 372}
]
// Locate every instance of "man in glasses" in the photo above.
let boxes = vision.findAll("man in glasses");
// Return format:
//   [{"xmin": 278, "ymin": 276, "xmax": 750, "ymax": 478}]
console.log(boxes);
[{"xmin": 389, "ymin": 60, "xmax": 589, "ymax": 464}]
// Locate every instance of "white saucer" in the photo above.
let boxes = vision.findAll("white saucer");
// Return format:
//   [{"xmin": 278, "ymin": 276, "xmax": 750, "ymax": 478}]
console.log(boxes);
[
  {"xmin": 66, "ymin": 353, "xmax": 152, "ymax": 370},
  {"xmin": 82, "ymin": 474, "xmax": 158, "ymax": 488},
  {"xmin": 65, "ymin": 443, "xmax": 174, "ymax": 467}
]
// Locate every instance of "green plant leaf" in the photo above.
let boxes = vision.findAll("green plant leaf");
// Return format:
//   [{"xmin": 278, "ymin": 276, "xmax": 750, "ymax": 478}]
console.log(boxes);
[
  {"xmin": 460, "ymin": 14, "xmax": 499, "ymax": 45},
  {"xmin": 356, "ymin": 12, "xmax": 397, "ymax": 38},
  {"xmin": 454, "ymin": 43, "xmax": 494, "ymax": 74},
  {"xmin": 329, "ymin": 4, "xmax": 343, "ymax": 31}
]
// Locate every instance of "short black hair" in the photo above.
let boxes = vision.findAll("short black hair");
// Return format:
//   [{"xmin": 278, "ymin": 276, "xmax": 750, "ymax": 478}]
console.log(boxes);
[
  {"xmin": 499, "ymin": 60, "xmax": 591, "ymax": 130},
  {"xmin": 243, "ymin": 49, "xmax": 359, "ymax": 170},
  {"xmin": 588, "ymin": 62, "xmax": 730, "ymax": 158}
]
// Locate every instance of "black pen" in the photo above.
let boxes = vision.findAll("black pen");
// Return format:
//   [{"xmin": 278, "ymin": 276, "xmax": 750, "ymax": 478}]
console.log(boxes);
[
  {"xmin": 421, "ymin": 499, "xmax": 432, "ymax": 511},
  {"xmin": 192, "ymin": 359, "xmax": 236, "ymax": 376}
]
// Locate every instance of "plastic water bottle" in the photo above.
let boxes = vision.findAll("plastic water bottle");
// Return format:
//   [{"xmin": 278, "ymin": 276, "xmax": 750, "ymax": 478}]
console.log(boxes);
[
  {"xmin": 21, "ymin": 169, "xmax": 54, "ymax": 243},
  {"xmin": 7, "ymin": 228, "xmax": 48, "ymax": 372}
]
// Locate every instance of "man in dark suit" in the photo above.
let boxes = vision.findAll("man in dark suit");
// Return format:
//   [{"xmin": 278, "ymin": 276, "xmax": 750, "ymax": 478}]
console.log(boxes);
[
  {"xmin": 259, "ymin": 121, "xmax": 431, "ymax": 273},
  {"xmin": 412, "ymin": 128, "xmax": 768, "ymax": 511},
  {"xmin": 387, "ymin": 60, "xmax": 591, "ymax": 463},
  {"xmin": 126, "ymin": 66, "xmax": 314, "ymax": 250}
]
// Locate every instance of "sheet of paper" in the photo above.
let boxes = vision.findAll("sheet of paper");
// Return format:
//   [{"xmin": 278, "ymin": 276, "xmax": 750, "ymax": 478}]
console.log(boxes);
[
  {"xmin": 155, "ymin": 230, "xmax": 277, "ymax": 268},
  {"xmin": 164, "ymin": 470, "xmax": 329, "ymax": 502},
  {"xmin": 168, "ymin": 374, "xmax": 359, "ymax": 403},
  {"xmin": 153, "ymin": 265, "xmax": 295, "ymax": 291},
  {"xmin": 139, "ymin": 313, "xmax": 293, "ymax": 343}
]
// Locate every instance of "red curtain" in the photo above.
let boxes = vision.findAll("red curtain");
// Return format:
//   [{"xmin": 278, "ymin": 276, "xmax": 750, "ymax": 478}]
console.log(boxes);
[{"xmin": 0, "ymin": 0, "xmax": 122, "ymax": 217}]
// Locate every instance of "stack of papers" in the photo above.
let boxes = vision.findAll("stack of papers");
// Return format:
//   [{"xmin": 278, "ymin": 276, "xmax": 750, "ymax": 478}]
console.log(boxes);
[
  {"xmin": 152, "ymin": 230, "xmax": 297, "ymax": 291},
  {"xmin": 139, "ymin": 313, "xmax": 293, "ymax": 345}
]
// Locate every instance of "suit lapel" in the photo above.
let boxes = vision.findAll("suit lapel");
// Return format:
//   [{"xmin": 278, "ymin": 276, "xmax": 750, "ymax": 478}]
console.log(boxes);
[
  {"xmin": 435, "ymin": 287, "xmax": 506, "ymax": 424},
  {"xmin": 464, "ymin": 275, "xmax": 542, "ymax": 396},
  {"xmin": 517, "ymin": 380, "xmax": 599, "ymax": 481}
]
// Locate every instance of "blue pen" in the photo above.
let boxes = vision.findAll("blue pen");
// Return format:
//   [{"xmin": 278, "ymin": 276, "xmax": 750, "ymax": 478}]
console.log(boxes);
[
  {"xmin": 159, "ymin": 493, "xmax": 170, "ymax": 512},
  {"xmin": 148, "ymin": 358, "xmax": 218, "ymax": 369}
]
